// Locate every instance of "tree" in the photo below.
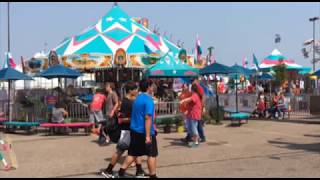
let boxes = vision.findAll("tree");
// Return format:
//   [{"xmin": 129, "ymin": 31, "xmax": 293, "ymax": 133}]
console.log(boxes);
[{"xmin": 272, "ymin": 63, "xmax": 288, "ymax": 88}]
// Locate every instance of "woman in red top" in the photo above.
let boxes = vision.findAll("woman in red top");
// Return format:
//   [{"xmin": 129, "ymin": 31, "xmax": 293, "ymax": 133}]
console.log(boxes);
[
  {"xmin": 179, "ymin": 84, "xmax": 192, "ymax": 139},
  {"xmin": 180, "ymin": 84, "xmax": 202, "ymax": 148}
]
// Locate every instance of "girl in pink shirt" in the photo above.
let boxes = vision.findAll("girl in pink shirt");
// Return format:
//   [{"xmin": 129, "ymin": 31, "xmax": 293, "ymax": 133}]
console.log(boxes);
[{"xmin": 179, "ymin": 84, "xmax": 203, "ymax": 147}]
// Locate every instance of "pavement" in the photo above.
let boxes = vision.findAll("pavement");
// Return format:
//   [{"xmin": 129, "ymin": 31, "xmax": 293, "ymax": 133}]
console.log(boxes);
[{"xmin": 2, "ymin": 118, "xmax": 320, "ymax": 178}]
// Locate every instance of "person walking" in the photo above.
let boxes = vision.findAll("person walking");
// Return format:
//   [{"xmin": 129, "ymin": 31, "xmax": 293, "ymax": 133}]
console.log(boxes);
[
  {"xmin": 192, "ymin": 79, "xmax": 206, "ymax": 142},
  {"xmin": 101, "ymin": 82, "xmax": 146, "ymax": 178},
  {"xmin": 89, "ymin": 88, "xmax": 108, "ymax": 145},
  {"xmin": 180, "ymin": 84, "xmax": 203, "ymax": 148},
  {"xmin": 0, "ymin": 139, "xmax": 11, "ymax": 171},
  {"xmin": 179, "ymin": 83, "xmax": 192, "ymax": 142},
  {"xmin": 117, "ymin": 79, "xmax": 158, "ymax": 178},
  {"xmin": 102, "ymin": 83, "xmax": 120, "ymax": 145}
]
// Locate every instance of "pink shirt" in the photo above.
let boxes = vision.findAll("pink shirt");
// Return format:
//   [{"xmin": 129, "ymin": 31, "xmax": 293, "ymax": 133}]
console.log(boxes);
[
  {"xmin": 187, "ymin": 93, "xmax": 202, "ymax": 120},
  {"xmin": 90, "ymin": 93, "xmax": 107, "ymax": 111}
]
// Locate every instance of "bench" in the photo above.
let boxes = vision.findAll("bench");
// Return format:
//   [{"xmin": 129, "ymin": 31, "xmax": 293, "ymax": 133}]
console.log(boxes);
[
  {"xmin": 40, "ymin": 122, "xmax": 94, "ymax": 135},
  {"xmin": 229, "ymin": 112, "xmax": 250, "ymax": 125},
  {"xmin": 3, "ymin": 121, "xmax": 40, "ymax": 133},
  {"xmin": 0, "ymin": 117, "xmax": 7, "ymax": 123}
]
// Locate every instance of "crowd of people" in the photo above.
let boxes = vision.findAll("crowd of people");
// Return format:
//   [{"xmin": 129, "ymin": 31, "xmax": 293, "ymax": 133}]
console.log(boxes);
[
  {"xmin": 253, "ymin": 90, "xmax": 288, "ymax": 120},
  {"xmin": 83, "ymin": 80, "xmax": 159, "ymax": 178},
  {"xmin": 70, "ymin": 77, "xmax": 207, "ymax": 178},
  {"xmin": 45, "ymin": 75, "xmax": 306, "ymax": 177}
]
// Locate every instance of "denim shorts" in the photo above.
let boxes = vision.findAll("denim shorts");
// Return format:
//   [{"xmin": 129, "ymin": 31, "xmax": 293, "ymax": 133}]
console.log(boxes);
[
  {"xmin": 187, "ymin": 118, "xmax": 199, "ymax": 137},
  {"xmin": 89, "ymin": 110, "xmax": 106, "ymax": 123}
]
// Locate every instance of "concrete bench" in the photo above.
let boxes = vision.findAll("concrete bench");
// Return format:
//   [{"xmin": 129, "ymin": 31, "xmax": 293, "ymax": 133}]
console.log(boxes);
[{"xmin": 40, "ymin": 122, "xmax": 94, "ymax": 135}]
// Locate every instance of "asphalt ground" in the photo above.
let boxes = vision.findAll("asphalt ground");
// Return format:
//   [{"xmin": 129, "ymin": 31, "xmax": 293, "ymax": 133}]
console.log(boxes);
[{"xmin": 1, "ymin": 118, "xmax": 320, "ymax": 178}]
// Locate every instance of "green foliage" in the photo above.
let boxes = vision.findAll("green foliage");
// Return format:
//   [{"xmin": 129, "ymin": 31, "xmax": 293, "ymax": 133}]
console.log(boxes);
[{"xmin": 272, "ymin": 63, "xmax": 288, "ymax": 87}]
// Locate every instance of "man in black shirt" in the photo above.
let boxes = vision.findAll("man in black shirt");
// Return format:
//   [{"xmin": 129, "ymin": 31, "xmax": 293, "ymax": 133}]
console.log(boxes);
[{"xmin": 101, "ymin": 82, "xmax": 145, "ymax": 178}]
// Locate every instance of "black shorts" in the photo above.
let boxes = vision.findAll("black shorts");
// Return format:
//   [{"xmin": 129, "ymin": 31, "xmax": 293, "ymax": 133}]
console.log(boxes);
[{"xmin": 128, "ymin": 131, "xmax": 158, "ymax": 157}]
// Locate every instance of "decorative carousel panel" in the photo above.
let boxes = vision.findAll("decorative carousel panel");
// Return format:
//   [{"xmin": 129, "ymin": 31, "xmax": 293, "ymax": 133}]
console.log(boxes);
[
  {"xmin": 24, "ymin": 58, "xmax": 49, "ymax": 74},
  {"xmin": 61, "ymin": 54, "xmax": 112, "ymax": 70},
  {"xmin": 130, "ymin": 54, "xmax": 144, "ymax": 67},
  {"xmin": 114, "ymin": 48, "xmax": 127, "ymax": 67}
]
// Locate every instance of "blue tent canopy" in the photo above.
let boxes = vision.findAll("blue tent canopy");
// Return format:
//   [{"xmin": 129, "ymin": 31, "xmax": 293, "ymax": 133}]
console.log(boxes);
[
  {"xmin": 230, "ymin": 64, "xmax": 254, "ymax": 76},
  {"xmin": 0, "ymin": 67, "xmax": 33, "ymax": 81},
  {"xmin": 35, "ymin": 64, "xmax": 82, "ymax": 79},
  {"xmin": 200, "ymin": 62, "xmax": 232, "ymax": 75},
  {"xmin": 257, "ymin": 73, "xmax": 274, "ymax": 81}
]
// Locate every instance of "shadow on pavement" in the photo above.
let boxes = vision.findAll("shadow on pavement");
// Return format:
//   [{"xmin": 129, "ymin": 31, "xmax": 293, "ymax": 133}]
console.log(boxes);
[
  {"xmin": 304, "ymin": 134, "xmax": 320, "ymax": 138},
  {"xmin": 162, "ymin": 137, "xmax": 188, "ymax": 148},
  {"xmin": 268, "ymin": 139, "xmax": 320, "ymax": 153},
  {"xmin": 251, "ymin": 118, "xmax": 320, "ymax": 125}
]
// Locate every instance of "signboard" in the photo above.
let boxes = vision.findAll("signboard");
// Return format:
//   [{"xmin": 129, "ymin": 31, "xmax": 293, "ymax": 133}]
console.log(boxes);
[{"xmin": 45, "ymin": 95, "xmax": 58, "ymax": 110}]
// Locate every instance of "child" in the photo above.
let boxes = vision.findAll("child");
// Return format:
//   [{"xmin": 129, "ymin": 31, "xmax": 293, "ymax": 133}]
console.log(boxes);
[
  {"xmin": 89, "ymin": 88, "xmax": 109, "ymax": 146},
  {"xmin": 0, "ymin": 139, "xmax": 11, "ymax": 171},
  {"xmin": 52, "ymin": 102, "xmax": 68, "ymax": 124}
]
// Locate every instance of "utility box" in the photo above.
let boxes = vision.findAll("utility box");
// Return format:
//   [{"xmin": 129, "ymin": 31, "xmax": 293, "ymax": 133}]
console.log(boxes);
[{"xmin": 310, "ymin": 96, "xmax": 320, "ymax": 115}]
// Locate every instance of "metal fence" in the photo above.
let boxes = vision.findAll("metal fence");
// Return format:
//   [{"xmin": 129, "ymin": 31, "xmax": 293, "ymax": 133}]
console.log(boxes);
[
  {"xmin": 155, "ymin": 101, "xmax": 179, "ymax": 116},
  {"xmin": 66, "ymin": 103, "xmax": 89, "ymax": 119},
  {"xmin": 205, "ymin": 93, "xmax": 314, "ymax": 120},
  {"xmin": 0, "ymin": 89, "xmax": 315, "ymax": 122}
]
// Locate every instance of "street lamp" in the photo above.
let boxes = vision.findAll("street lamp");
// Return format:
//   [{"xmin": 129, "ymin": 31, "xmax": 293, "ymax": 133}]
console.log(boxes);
[{"xmin": 309, "ymin": 16, "xmax": 319, "ymax": 71}]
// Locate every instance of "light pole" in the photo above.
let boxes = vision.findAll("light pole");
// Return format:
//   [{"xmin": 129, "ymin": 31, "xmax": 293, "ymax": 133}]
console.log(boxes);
[
  {"xmin": 309, "ymin": 16, "xmax": 319, "ymax": 93},
  {"xmin": 309, "ymin": 17, "xmax": 319, "ymax": 71}
]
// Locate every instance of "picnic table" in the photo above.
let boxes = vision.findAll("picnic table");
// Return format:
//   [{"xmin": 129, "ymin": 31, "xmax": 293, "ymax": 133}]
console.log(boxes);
[{"xmin": 224, "ymin": 107, "xmax": 252, "ymax": 126}]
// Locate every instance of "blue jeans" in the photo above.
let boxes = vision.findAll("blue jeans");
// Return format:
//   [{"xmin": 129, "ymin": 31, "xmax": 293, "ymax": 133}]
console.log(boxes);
[
  {"xmin": 186, "ymin": 120, "xmax": 206, "ymax": 141},
  {"xmin": 197, "ymin": 120, "xmax": 206, "ymax": 140},
  {"xmin": 187, "ymin": 119, "xmax": 199, "ymax": 137}
]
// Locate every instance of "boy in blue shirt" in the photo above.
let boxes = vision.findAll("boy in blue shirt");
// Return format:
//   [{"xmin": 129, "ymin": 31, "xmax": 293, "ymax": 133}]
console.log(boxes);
[{"xmin": 117, "ymin": 79, "xmax": 158, "ymax": 178}]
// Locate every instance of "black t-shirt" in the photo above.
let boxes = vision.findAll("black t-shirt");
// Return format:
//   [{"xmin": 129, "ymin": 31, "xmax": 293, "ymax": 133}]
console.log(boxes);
[{"xmin": 119, "ymin": 97, "xmax": 133, "ymax": 130}]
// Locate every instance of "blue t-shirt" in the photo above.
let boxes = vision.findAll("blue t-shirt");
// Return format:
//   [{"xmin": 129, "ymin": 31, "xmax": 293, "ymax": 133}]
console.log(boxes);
[{"xmin": 130, "ymin": 93, "xmax": 155, "ymax": 135}]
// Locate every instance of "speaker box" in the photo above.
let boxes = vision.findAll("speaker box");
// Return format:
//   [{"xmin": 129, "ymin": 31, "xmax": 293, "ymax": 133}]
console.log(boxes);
[{"xmin": 104, "ymin": 68, "xmax": 117, "ymax": 82}]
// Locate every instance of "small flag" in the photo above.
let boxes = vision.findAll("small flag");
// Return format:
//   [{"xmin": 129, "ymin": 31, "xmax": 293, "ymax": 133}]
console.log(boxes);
[
  {"xmin": 253, "ymin": 54, "xmax": 260, "ymax": 71},
  {"xmin": 275, "ymin": 34, "xmax": 281, "ymax": 44},
  {"xmin": 195, "ymin": 34, "xmax": 202, "ymax": 63},
  {"xmin": 2, "ymin": 52, "xmax": 16, "ymax": 69},
  {"xmin": 242, "ymin": 57, "xmax": 248, "ymax": 68}
]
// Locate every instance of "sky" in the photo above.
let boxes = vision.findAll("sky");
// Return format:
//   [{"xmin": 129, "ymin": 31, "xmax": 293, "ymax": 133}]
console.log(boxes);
[{"xmin": 0, "ymin": 2, "xmax": 320, "ymax": 68}]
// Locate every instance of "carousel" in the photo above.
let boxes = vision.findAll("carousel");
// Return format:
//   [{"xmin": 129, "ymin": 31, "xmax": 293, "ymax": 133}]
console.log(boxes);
[{"xmin": 23, "ymin": 4, "xmax": 183, "ymax": 85}]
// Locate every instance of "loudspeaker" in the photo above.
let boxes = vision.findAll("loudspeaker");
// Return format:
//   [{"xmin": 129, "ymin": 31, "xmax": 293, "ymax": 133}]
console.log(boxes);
[
  {"xmin": 119, "ymin": 68, "xmax": 131, "ymax": 82},
  {"xmin": 133, "ymin": 69, "xmax": 141, "ymax": 82},
  {"xmin": 104, "ymin": 68, "xmax": 117, "ymax": 82},
  {"xmin": 95, "ymin": 71, "xmax": 103, "ymax": 82}
]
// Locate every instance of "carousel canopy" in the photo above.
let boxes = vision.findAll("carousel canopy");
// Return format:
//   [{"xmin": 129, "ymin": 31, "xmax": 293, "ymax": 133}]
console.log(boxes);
[
  {"xmin": 259, "ymin": 49, "xmax": 303, "ymax": 70},
  {"xmin": 53, "ymin": 5, "xmax": 180, "ymax": 59},
  {"xmin": 146, "ymin": 53, "xmax": 198, "ymax": 78}
]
